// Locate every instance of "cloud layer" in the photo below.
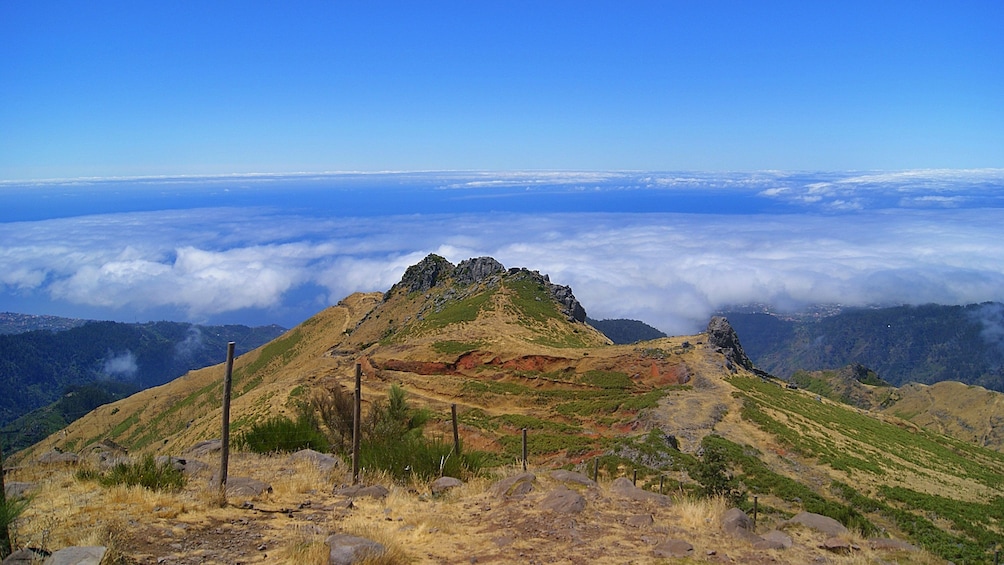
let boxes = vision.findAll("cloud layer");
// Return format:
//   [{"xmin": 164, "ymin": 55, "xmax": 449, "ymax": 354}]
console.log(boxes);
[{"xmin": 2, "ymin": 171, "xmax": 1003, "ymax": 334}]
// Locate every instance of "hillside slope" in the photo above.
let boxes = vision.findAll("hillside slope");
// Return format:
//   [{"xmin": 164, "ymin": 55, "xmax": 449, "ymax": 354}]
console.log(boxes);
[{"xmin": 15, "ymin": 256, "xmax": 1004, "ymax": 563}]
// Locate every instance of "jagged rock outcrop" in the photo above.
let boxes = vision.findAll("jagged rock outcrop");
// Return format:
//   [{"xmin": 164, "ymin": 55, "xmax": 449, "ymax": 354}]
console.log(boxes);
[
  {"xmin": 396, "ymin": 254, "xmax": 454, "ymax": 293},
  {"xmin": 706, "ymin": 316, "xmax": 756, "ymax": 373},
  {"xmin": 454, "ymin": 256, "xmax": 505, "ymax": 286},
  {"xmin": 549, "ymin": 282, "xmax": 587, "ymax": 322}
]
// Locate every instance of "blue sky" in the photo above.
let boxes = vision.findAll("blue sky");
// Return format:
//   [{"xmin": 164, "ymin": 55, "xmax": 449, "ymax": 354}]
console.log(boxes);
[
  {"xmin": 1, "ymin": 4, "xmax": 1003, "ymax": 335},
  {"xmin": 2, "ymin": 2, "xmax": 1002, "ymax": 178}
]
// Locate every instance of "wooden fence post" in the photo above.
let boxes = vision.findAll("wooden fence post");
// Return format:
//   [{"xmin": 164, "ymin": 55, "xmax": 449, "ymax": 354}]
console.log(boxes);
[
  {"xmin": 451, "ymin": 403, "xmax": 460, "ymax": 455},
  {"xmin": 521, "ymin": 428, "xmax": 528, "ymax": 472},
  {"xmin": 218, "ymin": 342, "xmax": 235, "ymax": 501},
  {"xmin": 352, "ymin": 363, "xmax": 362, "ymax": 485}
]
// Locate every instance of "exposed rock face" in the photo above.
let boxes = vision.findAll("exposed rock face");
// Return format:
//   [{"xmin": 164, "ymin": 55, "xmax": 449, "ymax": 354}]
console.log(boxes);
[
  {"xmin": 539, "ymin": 486, "xmax": 586, "ymax": 514},
  {"xmin": 549, "ymin": 282, "xmax": 587, "ymax": 322},
  {"xmin": 706, "ymin": 316, "xmax": 756, "ymax": 372},
  {"xmin": 397, "ymin": 254, "xmax": 454, "ymax": 293},
  {"xmin": 454, "ymin": 257, "xmax": 505, "ymax": 286}
]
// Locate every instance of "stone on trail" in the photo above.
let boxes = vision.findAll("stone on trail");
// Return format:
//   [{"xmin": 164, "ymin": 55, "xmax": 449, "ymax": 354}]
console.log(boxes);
[
  {"xmin": 430, "ymin": 476, "xmax": 463, "ymax": 496},
  {"xmin": 609, "ymin": 477, "xmax": 670, "ymax": 506},
  {"xmin": 333, "ymin": 483, "xmax": 390, "ymax": 499},
  {"xmin": 490, "ymin": 472, "xmax": 535, "ymax": 499},
  {"xmin": 759, "ymin": 530, "xmax": 793, "ymax": 549},
  {"xmin": 539, "ymin": 486, "xmax": 586, "ymax": 514},
  {"xmin": 653, "ymin": 539, "xmax": 693, "ymax": 559},
  {"xmin": 548, "ymin": 469, "xmax": 596, "ymax": 487},
  {"xmin": 215, "ymin": 476, "xmax": 273, "ymax": 498},
  {"xmin": 44, "ymin": 546, "xmax": 107, "ymax": 565},
  {"xmin": 783, "ymin": 512, "xmax": 849, "ymax": 537},
  {"xmin": 326, "ymin": 534, "xmax": 386, "ymax": 565},
  {"xmin": 290, "ymin": 448, "xmax": 340, "ymax": 473}
]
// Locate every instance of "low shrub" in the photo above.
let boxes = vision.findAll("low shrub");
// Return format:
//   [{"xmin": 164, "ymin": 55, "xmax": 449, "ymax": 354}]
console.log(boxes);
[
  {"xmin": 236, "ymin": 409, "xmax": 330, "ymax": 454},
  {"xmin": 93, "ymin": 454, "xmax": 186, "ymax": 492}
]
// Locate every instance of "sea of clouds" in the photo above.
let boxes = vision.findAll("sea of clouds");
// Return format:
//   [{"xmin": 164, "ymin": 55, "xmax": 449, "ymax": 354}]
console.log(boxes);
[{"xmin": 1, "ymin": 170, "xmax": 1002, "ymax": 335}]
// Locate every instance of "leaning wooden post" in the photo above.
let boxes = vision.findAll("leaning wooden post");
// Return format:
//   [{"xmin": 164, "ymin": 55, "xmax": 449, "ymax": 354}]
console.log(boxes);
[
  {"xmin": 521, "ymin": 428, "xmax": 528, "ymax": 472},
  {"xmin": 0, "ymin": 436, "xmax": 11, "ymax": 558},
  {"xmin": 753, "ymin": 496, "xmax": 759, "ymax": 531},
  {"xmin": 451, "ymin": 403, "xmax": 461, "ymax": 455},
  {"xmin": 218, "ymin": 341, "xmax": 235, "ymax": 501},
  {"xmin": 352, "ymin": 363, "xmax": 362, "ymax": 485},
  {"xmin": 593, "ymin": 457, "xmax": 599, "ymax": 482},
  {"xmin": 659, "ymin": 475, "xmax": 665, "ymax": 495}
]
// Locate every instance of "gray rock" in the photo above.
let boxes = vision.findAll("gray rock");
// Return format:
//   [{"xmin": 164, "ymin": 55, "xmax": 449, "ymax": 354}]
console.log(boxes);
[
  {"xmin": 760, "ymin": 530, "xmax": 793, "ymax": 549},
  {"xmin": 869, "ymin": 538, "xmax": 919, "ymax": 552},
  {"xmin": 44, "ymin": 546, "xmax": 106, "ymax": 565},
  {"xmin": 491, "ymin": 472, "xmax": 535, "ymax": 499},
  {"xmin": 2, "ymin": 548, "xmax": 49, "ymax": 564},
  {"xmin": 721, "ymin": 507, "xmax": 753, "ymax": 534},
  {"xmin": 539, "ymin": 486, "xmax": 586, "ymax": 514},
  {"xmin": 290, "ymin": 449, "xmax": 340, "ymax": 473},
  {"xmin": 4, "ymin": 482, "xmax": 35, "ymax": 499},
  {"xmin": 548, "ymin": 469, "xmax": 596, "ymax": 487},
  {"xmin": 626, "ymin": 514, "xmax": 654, "ymax": 528},
  {"xmin": 706, "ymin": 316, "xmax": 756, "ymax": 372},
  {"xmin": 333, "ymin": 484, "xmax": 389, "ymax": 499},
  {"xmin": 326, "ymin": 534, "xmax": 385, "ymax": 565},
  {"xmin": 217, "ymin": 477, "xmax": 272, "ymax": 498},
  {"xmin": 784, "ymin": 512, "xmax": 849, "ymax": 537},
  {"xmin": 430, "ymin": 476, "xmax": 463, "ymax": 496},
  {"xmin": 653, "ymin": 539, "xmax": 693, "ymax": 558},
  {"xmin": 820, "ymin": 537, "xmax": 852, "ymax": 554},
  {"xmin": 184, "ymin": 439, "xmax": 221, "ymax": 458},
  {"xmin": 609, "ymin": 477, "xmax": 670, "ymax": 506},
  {"xmin": 454, "ymin": 257, "xmax": 506, "ymax": 286},
  {"xmin": 156, "ymin": 456, "xmax": 209, "ymax": 475},
  {"xmin": 37, "ymin": 450, "xmax": 79, "ymax": 465}
]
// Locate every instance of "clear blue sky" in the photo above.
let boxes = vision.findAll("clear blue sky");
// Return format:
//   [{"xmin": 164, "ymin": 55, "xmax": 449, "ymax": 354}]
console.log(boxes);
[{"xmin": 2, "ymin": 1, "xmax": 1002, "ymax": 180}]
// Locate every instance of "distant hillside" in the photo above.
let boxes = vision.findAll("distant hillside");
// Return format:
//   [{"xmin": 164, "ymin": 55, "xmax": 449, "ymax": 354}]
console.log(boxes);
[
  {"xmin": 0, "ymin": 320, "xmax": 286, "ymax": 428},
  {"xmin": 586, "ymin": 317, "xmax": 667, "ymax": 344},
  {"xmin": 0, "ymin": 311, "xmax": 88, "ymax": 334},
  {"xmin": 723, "ymin": 303, "xmax": 1004, "ymax": 391}
]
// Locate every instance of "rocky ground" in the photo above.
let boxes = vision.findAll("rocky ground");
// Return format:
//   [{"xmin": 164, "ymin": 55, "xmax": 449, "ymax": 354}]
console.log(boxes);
[{"xmin": 6, "ymin": 447, "xmax": 936, "ymax": 565}]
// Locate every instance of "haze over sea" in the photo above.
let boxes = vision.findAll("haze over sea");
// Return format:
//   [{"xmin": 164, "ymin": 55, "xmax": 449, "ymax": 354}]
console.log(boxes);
[{"xmin": 2, "ymin": 169, "xmax": 1002, "ymax": 335}]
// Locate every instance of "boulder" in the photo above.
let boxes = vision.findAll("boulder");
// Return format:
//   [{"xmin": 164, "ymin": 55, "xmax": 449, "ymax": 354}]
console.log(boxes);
[
  {"xmin": 326, "ymin": 534, "xmax": 385, "ymax": 565},
  {"xmin": 548, "ymin": 469, "xmax": 596, "ymax": 487},
  {"xmin": 609, "ymin": 477, "xmax": 670, "ymax": 506},
  {"xmin": 820, "ymin": 537, "xmax": 852, "ymax": 554},
  {"xmin": 2, "ymin": 548, "xmax": 49, "ymax": 564},
  {"xmin": 44, "ymin": 546, "xmax": 106, "ymax": 565},
  {"xmin": 4, "ymin": 482, "xmax": 35, "ymax": 499},
  {"xmin": 706, "ymin": 316, "xmax": 756, "ymax": 372},
  {"xmin": 653, "ymin": 539, "xmax": 693, "ymax": 559},
  {"xmin": 290, "ymin": 449, "xmax": 340, "ymax": 473},
  {"xmin": 333, "ymin": 484, "xmax": 389, "ymax": 499},
  {"xmin": 721, "ymin": 507, "xmax": 762, "ymax": 543},
  {"xmin": 783, "ymin": 512, "xmax": 849, "ymax": 537},
  {"xmin": 37, "ymin": 450, "xmax": 78, "ymax": 465},
  {"xmin": 626, "ymin": 514, "xmax": 654, "ymax": 528},
  {"xmin": 156, "ymin": 456, "xmax": 209, "ymax": 475},
  {"xmin": 184, "ymin": 439, "xmax": 222, "ymax": 458},
  {"xmin": 430, "ymin": 476, "xmax": 463, "ymax": 496},
  {"xmin": 490, "ymin": 473, "xmax": 535, "ymax": 499},
  {"xmin": 759, "ymin": 530, "xmax": 793, "ymax": 549},
  {"xmin": 217, "ymin": 477, "xmax": 272, "ymax": 498},
  {"xmin": 539, "ymin": 486, "xmax": 586, "ymax": 514}
]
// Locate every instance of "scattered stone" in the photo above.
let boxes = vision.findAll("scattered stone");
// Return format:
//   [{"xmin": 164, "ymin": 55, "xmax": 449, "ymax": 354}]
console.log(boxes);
[
  {"xmin": 653, "ymin": 539, "xmax": 693, "ymax": 559},
  {"xmin": 784, "ymin": 512, "xmax": 849, "ymax": 537},
  {"xmin": 721, "ymin": 507, "xmax": 753, "ymax": 534},
  {"xmin": 290, "ymin": 449, "xmax": 340, "ymax": 473},
  {"xmin": 44, "ymin": 545, "xmax": 107, "ymax": 565},
  {"xmin": 326, "ymin": 533, "xmax": 386, "ymax": 565},
  {"xmin": 2, "ymin": 547, "xmax": 49, "ymax": 564},
  {"xmin": 156, "ymin": 456, "xmax": 209, "ymax": 475},
  {"xmin": 539, "ymin": 486, "xmax": 586, "ymax": 514},
  {"xmin": 820, "ymin": 537, "xmax": 852, "ymax": 554},
  {"xmin": 4, "ymin": 482, "xmax": 35, "ymax": 499},
  {"xmin": 216, "ymin": 477, "xmax": 272, "ymax": 498},
  {"xmin": 430, "ymin": 476, "xmax": 463, "ymax": 496},
  {"xmin": 548, "ymin": 469, "xmax": 596, "ymax": 487},
  {"xmin": 626, "ymin": 514, "xmax": 654, "ymax": 528},
  {"xmin": 869, "ymin": 538, "xmax": 919, "ymax": 552},
  {"xmin": 609, "ymin": 477, "xmax": 670, "ymax": 506},
  {"xmin": 184, "ymin": 439, "xmax": 222, "ymax": 458},
  {"xmin": 37, "ymin": 450, "xmax": 78, "ymax": 465},
  {"xmin": 759, "ymin": 530, "xmax": 793, "ymax": 549},
  {"xmin": 490, "ymin": 472, "xmax": 535, "ymax": 499},
  {"xmin": 333, "ymin": 484, "xmax": 389, "ymax": 499}
]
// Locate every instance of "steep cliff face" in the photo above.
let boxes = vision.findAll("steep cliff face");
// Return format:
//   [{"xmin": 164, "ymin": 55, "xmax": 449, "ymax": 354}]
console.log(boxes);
[{"xmin": 706, "ymin": 316, "xmax": 757, "ymax": 373}]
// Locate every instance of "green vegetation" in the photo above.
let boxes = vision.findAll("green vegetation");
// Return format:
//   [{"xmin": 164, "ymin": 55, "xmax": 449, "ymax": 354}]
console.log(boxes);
[
  {"xmin": 359, "ymin": 385, "xmax": 486, "ymax": 480},
  {"xmin": 0, "ymin": 491, "xmax": 30, "ymax": 558},
  {"xmin": 578, "ymin": 370, "xmax": 633, "ymax": 389},
  {"xmin": 235, "ymin": 408, "xmax": 330, "ymax": 454},
  {"xmin": 77, "ymin": 454, "xmax": 186, "ymax": 492},
  {"xmin": 432, "ymin": 340, "xmax": 485, "ymax": 354},
  {"xmin": 507, "ymin": 277, "xmax": 563, "ymax": 323}
]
